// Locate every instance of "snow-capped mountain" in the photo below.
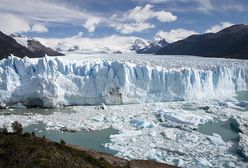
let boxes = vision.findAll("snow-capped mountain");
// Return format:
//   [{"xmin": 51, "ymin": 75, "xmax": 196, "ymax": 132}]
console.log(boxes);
[
  {"xmin": 130, "ymin": 39, "xmax": 150, "ymax": 51},
  {"xmin": 56, "ymin": 42, "xmax": 80, "ymax": 52},
  {"xmin": 136, "ymin": 38, "xmax": 169, "ymax": 54}
]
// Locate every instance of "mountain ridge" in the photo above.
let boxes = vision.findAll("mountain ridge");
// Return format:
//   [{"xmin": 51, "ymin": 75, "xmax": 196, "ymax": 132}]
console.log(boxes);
[{"xmin": 156, "ymin": 24, "xmax": 248, "ymax": 59}]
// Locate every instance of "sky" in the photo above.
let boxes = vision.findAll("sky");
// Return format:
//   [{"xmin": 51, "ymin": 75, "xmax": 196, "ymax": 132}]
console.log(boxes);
[{"xmin": 0, "ymin": 0, "xmax": 247, "ymax": 42}]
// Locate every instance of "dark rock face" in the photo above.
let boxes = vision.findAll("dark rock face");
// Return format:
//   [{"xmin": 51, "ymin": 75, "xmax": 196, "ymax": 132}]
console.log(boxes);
[
  {"xmin": 0, "ymin": 31, "xmax": 63, "ymax": 59},
  {"xmin": 156, "ymin": 24, "xmax": 248, "ymax": 59},
  {"xmin": 27, "ymin": 39, "xmax": 64, "ymax": 57},
  {"xmin": 137, "ymin": 39, "xmax": 169, "ymax": 54},
  {"xmin": 0, "ymin": 31, "xmax": 33, "ymax": 59}
]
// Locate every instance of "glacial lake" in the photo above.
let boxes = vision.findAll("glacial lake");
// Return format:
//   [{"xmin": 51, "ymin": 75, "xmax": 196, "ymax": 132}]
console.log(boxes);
[{"xmin": 24, "ymin": 122, "xmax": 119, "ymax": 155}]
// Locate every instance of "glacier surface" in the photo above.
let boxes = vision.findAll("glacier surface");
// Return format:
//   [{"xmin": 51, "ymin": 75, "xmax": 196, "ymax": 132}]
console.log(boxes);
[{"xmin": 0, "ymin": 54, "xmax": 247, "ymax": 107}]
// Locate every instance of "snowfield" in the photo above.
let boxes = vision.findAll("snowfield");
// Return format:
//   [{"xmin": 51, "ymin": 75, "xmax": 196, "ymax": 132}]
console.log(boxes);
[
  {"xmin": 0, "ymin": 54, "xmax": 247, "ymax": 107},
  {"xmin": 0, "ymin": 53, "xmax": 248, "ymax": 167}
]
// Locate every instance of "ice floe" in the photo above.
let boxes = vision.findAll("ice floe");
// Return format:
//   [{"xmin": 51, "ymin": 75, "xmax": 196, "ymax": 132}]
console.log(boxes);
[
  {"xmin": 154, "ymin": 108, "xmax": 213, "ymax": 129},
  {"xmin": 0, "ymin": 100, "xmax": 247, "ymax": 167}
]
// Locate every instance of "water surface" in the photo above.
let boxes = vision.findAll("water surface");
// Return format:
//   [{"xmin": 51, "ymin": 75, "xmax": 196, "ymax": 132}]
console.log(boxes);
[
  {"xmin": 197, "ymin": 120, "xmax": 239, "ymax": 142},
  {"xmin": 24, "ymin": 122, "xmax": 119, "ymax": 155}
]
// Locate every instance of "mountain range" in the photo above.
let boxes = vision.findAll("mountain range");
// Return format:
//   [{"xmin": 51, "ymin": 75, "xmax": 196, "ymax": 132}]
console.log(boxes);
[
  {"xmin": 0, "ymin": 24, "xmax": 247, "ymax": 59},
  {"xmin": 156, "ymin": 24, "xmax": 248, "ymax": 59}
]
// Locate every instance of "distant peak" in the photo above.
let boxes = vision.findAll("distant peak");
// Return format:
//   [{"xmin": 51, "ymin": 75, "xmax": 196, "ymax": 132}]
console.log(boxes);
[{"xmin": 10, "ymin": 33, "xmax": 27, "ymax": 38}]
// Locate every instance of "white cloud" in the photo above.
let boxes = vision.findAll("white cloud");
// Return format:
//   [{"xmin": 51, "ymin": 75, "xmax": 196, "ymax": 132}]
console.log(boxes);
[
  {"xmin": 0, "ymin": 13, "xmax": 31, "ymax": 34},
  {"xmin": 31, "ymin": 23, "xmax": 48, "ymax": 33},
  {"xmin": 0, "ymin": 0, "xmax": 102, "ymax": 33},
  {"xmin": 124, "ymin": 4, "xmax": 177, "ymax": 23},
  {"xmin": 133, "ymin": 0, "xmax": 246, "ymax": 13},
  {"xmin": 112, "ymin": 22, "xmax": 155, "ymax": 34},
  {"xmin": 0, "ymin": 13, "xmax": 49, "ymax": 34},
  {"xmin": 0, "ymin": 0, "xmax": 94, "ymax": 24},
  {"xmin": 109, "ymin": 4, "xmax": 176, "ymax": 34},
  {"xmin": 155, "ymin": 29, "xmax": 197, "ymax": 43},
  {"xmin": 0, "ymin": 0, "xmax": 108, "ymax": 34},
  {"xmin": 205, "ymin": 22, "xmax": 234, "ymax": 33},
  {"xmin": 83, "ymin": 17, "xmax": 101, "ymax": 32}
]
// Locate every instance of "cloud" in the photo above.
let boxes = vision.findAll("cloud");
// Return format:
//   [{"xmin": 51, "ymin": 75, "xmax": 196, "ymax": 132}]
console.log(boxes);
[
  {"xmin": 31, "ymin": 24, "xmax": 48, "ymax": 33},
  {"xmin": 0, "ymin": 13, "xmax": 49, "ymax": 34},
  {"xmin": 0, "ymin": 0, "xmax": 102, "ymax": 34},
  {"xmin": 112, "ymin": 22, "xmax": 155, "ymax": 34},
  {"xmin": 205, "ymin": 22, "xmax": 234, "ymax": 33},
  {"xmin": 132, "ymin": 0, "xmax": 246, "ymax": 13},
  {"xmin": 0, "ymin": 13, "xmax": 31, "ymax": 34},
  {"xmin": 0, "ymin": 0, "xmax": 94, "ymax": 24},
  {"xmin": 83, "ymin": 17, "xmax": 101, "ymax": 32},
  {"xmin": 110, "ymin": 4, "xmax": 176, "ymax": 34},
  {"xmin": 155, "ymin": 28, "xmax": 197, "ymax": 42},
  {"xmin": 124, "ymin": 4, "xmax": 177, "ymax": 23}
]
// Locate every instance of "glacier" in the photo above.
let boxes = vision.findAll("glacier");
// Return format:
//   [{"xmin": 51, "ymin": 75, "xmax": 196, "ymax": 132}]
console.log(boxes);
[
  {"xmin": 0, "ymin": 55, "xmax": 247, "ymax": 107},
  {"xmin": 0, "ymin": 54, "xmax": 248, "ymax": 167}
]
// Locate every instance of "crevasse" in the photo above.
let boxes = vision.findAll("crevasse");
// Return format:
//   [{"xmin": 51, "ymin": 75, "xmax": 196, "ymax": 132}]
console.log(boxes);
[{"xmin": 0, "ymin": 56, "xmax": 247, "ymax": 107}]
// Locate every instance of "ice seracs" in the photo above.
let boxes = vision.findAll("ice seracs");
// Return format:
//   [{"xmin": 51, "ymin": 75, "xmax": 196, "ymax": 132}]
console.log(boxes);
[{"xmin": 0, "ymin": 55, "xmax": 247, "ymax": 108}]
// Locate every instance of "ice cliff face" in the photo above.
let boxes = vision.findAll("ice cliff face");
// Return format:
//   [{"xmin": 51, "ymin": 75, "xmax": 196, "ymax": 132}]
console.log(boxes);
[{"xmin": 0, "ymin": 56, "xmax": 247, "ymax": 107}]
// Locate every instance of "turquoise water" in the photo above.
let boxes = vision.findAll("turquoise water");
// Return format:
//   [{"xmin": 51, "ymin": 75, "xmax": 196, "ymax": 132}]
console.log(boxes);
[
  {"xmin": 0, "ymin": 107, "xmax": 73, "ymax": 115},
  {"xmin": 235, "ymin": 91, "xmax": 248, "ymax": 111},
  {"xmin": 197, "ymin": 120, "xmax": 239, "ymax": 142},
  {"xmin": 236, "ymin": 91, "xmax": 248, "ymax": 101},
  {"xmin": 23, "ymin": 122, "xmax": 119, "ymax": 155}
]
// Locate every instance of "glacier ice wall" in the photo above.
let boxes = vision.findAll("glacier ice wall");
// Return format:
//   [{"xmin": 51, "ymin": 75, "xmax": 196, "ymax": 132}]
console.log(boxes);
[{"xmin": 0, "ymin": 56, "xmax": 247, "ymax": 107}]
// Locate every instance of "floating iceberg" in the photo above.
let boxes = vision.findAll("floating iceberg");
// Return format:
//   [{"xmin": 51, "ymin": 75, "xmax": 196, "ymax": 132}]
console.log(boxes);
[
  {"xmin": 0, "ymin": 55, "xmax": 247, "ymax": 107},
  {"xmin": 130, "ymin": 119, "xmax": 156, "ymax": 129}
]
